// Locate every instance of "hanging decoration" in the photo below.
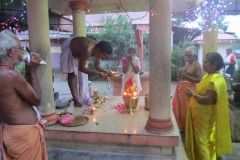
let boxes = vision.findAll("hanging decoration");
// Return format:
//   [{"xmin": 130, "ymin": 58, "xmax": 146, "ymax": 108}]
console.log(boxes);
[
  {"xmin": 191, "ymin": 0, "xmax": 228, "ymax": 32},
  {"xmin": 0, "ymin": 0, "xmax": 236, "ymax": 34},
  {"xmin": 0, "ymin": 0, "xmax": 28, "ymax": 32},
  {"xmin": 118, "ymin": 0, "xmax": 156, "ymax": 20},
  {"xmin": 1, "ymin": 14, "xmax": 27, "ymax": 33},
  {"xmin": 63, "ymin": 0, "xmax": 93, "ymax": 13}
]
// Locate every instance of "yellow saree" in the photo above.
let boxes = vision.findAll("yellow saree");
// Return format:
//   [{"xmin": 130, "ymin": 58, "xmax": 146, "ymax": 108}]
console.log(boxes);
[{"xmin": 185, "ymin": 73, "xmax": 232, "ymax": 160}]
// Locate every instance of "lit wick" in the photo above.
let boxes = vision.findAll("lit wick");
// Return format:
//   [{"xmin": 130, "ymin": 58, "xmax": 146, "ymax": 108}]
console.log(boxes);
[
  {"xmin": 90, "ymin": 107, "xmax": 95, "ymax": 115},
  {"xmin": 133, "ymin": 92, "xmax": 137, "ymax": 97},
  {"xmin": 123, "ymin": 92, "xmax": 126, "ymax": 98}
]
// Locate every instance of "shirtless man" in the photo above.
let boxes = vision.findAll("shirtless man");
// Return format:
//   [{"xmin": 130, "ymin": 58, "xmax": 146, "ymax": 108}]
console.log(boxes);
[
  {"xmin": 179, "ymin": 46, "xmax": 202, "ymax": 83},
  {"xmin": 172, "ymin": 46, "xmax": 202, "ymax": 132},
  {"xmin": 60, "ymin": 37, "xmax": 113, "ymax": 107},
  {"xmin": 0, "ymin": 30, "xmax": 48, "ymax": 159}
]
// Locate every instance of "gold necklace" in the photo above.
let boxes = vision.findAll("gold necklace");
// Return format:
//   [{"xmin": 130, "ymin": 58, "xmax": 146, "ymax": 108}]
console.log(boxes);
[{"xmin": 0, "ymin": 64, "xmax": 13, "ymax": 70}]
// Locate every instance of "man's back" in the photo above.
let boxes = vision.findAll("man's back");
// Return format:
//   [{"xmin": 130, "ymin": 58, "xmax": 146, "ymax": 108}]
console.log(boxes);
[{"xmin": 70, "ymin": 37, "xmax": 96, "ymax": 59}]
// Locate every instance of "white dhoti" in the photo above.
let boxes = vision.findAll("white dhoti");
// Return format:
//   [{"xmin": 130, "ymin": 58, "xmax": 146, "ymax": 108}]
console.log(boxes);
[
  {"xmin": 121, "ymin": 56, "xmax": 142, "ymax": 95},
  {"xmin": 59, "ymin": 38, "xmax": 91, "ymax": 106}
]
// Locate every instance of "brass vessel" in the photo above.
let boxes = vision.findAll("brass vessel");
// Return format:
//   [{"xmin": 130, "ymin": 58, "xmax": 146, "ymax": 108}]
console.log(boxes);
[
  {"xmin": 144, "ymin": 94, "xmax": 150, "ymax": 110},
  {"xmin": 122, "ymin": 96, "xmax": 139, "ymax": 109}
]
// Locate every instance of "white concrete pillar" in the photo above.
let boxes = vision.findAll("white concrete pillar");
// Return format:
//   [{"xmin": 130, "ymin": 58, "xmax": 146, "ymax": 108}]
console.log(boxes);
[
  {"xmin": 203, "ymin": 26, "xmax": 218, "ymax": 66},
  {"xmin": 145, "ymin": 0, "xmax": 173, "ymax": 133},
  {"xmin": 26, "ymin": 0, "xmax": 57, "ymax": 125},
  {"xmin": 73, "ymin": 11, "xmax": 86, "ymax": 36},
  {"xmin": 135, "ymin": 29, "xmax": 143, "ymax": 71},
  {"xmin": 171, "ymin": 31, "xmax": 174, "ymax": 52},
  {"xmin": 69, "ymin": 0, "xmax": 87, "ymax": 37}
]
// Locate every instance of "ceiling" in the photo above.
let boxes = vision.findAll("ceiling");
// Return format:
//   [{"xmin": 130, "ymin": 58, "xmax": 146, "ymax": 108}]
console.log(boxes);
[
  {"xmin": 47, "ymin": 0, "xmax": 240, "ymax": 16},
  {"xmin": 48, "ymin": 0, "xmax": 197, "ymax": 15},
  {"xmin": 1, "ymin": 0, "xmax": 240, "ymax": 34},
  {"xmin": 1, "ymin": 0, "xmax": 240, "ymax": 19}
]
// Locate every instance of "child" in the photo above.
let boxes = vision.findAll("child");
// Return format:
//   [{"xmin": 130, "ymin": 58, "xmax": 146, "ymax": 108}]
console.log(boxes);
[{"xmin": 121, "ymin": 46, "xmax": 142, "ymax": 96}]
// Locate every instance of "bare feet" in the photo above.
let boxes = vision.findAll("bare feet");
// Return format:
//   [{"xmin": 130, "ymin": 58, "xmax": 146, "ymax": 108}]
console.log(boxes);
[
  {"xmin": 71, "ymin": 97, "xmax": 82, "ymax": 107},
  {"xmin": 74, "ymin": 101, "xmax": 82, "ymax": 107}
]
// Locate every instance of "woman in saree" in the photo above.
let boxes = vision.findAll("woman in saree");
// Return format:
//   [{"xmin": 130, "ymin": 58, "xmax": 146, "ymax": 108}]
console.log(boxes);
[{"xmin": 185, "ymin": 52, "xmax": 232, "ymax": 160}]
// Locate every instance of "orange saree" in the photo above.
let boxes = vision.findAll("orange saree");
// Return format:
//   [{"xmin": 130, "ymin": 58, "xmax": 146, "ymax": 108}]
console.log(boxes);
[
  {"xmin": 0, "ymin": 122, "xmax": 48, "ymax": 160},
  {"xmin": 172, "ymin": 81, "xmax": 197, "ymax": 131}
]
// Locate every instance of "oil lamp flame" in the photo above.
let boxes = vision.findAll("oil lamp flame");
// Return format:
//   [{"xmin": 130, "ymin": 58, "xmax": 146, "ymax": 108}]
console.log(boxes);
[{"xmin": 133, "ymin": 92, "xmax": 137, "ymax": 96}]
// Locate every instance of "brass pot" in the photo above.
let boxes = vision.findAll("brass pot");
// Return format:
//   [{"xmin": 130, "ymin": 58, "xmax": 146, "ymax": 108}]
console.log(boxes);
[{"xmin": 122, "ymin": 97, "xmax": 139, "ymax": 109}]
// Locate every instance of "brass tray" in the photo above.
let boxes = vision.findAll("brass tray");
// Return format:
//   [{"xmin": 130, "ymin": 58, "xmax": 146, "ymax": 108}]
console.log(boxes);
[
  {"xmin": 108, "ymin": 73, "xmax": 121, "ymax": 78},
  {"xmin": 91, "ymin": 95, "xmax": 99, "ymax": 99},
  {"xmin": 59, "ymin": 115, "xmax": 89, "ymax": 127},
  {"xmin": 108, "ymin": 71, "xmax": 121, "ymax": 77}
]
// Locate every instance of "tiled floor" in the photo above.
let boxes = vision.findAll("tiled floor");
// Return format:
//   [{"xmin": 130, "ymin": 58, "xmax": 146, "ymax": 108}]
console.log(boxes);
[
  {"xmin": 51, "ymin": 72, "xmax": 240, "ymax": 159},
  {"xmin": 47, "ymin": 96, "xmax": 180, "ymax": 139},
  {"xmin": 221, "ymin": 143, "xmax": 240, "ymax": 160},
  {"xmin": 46, "ymin": 95, "xmax": 187, "ymax": 159}
]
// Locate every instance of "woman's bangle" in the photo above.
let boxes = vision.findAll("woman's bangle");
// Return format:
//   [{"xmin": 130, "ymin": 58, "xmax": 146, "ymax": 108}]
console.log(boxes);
[{"xmin": 192, "ymin": 92, "xmax": 196, "ymax": 97}]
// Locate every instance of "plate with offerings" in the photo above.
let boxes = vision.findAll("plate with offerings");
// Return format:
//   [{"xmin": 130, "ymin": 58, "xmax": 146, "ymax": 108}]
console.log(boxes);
[
  {"xmin": 59, "ymin": 115, "xmax": 89, "ymax": 127},
  {"xmin": 108, "ymin": 70, "xmax": 121, "ymax": 77},
  {"xmin": 58, "ymin": 114, "xmax": 89, "ymax": 127}
]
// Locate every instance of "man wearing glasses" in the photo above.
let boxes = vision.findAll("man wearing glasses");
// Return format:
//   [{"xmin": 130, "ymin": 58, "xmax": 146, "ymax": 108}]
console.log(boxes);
[{"xmin": 0, "ymin": 30, "xmax": 48, "ymax": 159}]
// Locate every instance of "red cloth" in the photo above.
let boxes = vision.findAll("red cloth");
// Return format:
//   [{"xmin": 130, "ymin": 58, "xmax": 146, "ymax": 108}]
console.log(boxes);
[
  {"xmin": 225, "ymin": 54, "xmax": 236, "ymax": 63},
  {"xmin": 122, "ymin": 57, "xmax": 127, "ymax": 67},
  {"xmin": 172, "ymin": 81, "xmax": 197, "ymax": 131},
  {"xmin": 58, "ymin": 114, "xmax": 74, "ymax": 125},
  {"xmin": 230, "ymin": 54, "xmax": 236, "ymax": 62}
]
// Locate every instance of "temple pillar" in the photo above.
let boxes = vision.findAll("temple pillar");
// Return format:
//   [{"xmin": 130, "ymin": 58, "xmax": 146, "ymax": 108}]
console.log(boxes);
[
  {"xmin": 135, "ymin": 28, "xmax": 143, "ymax": 71},
  {"xmin": 202, "ymin": 26, "xmax": 218, "ymax": 65},
  {"xmin": 69, "ymin": 0, "xmax": 87, "ymax": 36},
  {"xmin": 171, "ymin": 31, "xmax": 174, "ymax": 52},
  {"xmin": 26, "ymin": 0, "xmax": 57, "ymax": 125},
  {"xmin": 145, "ymin": 0, "xmax": 173, "ymax": 133}
]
